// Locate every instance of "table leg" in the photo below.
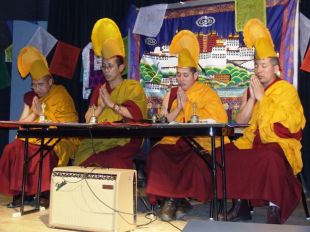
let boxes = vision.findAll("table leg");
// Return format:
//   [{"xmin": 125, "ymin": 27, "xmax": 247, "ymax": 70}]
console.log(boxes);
[
  {"xmin": 35, "ymin": 138, "xmax": 45, "ymax": 209},
  {"xmin": 220, "ymin": 134, "xmax": 227, "ymax": 221},
  {"xmin": 20, "ymin": 132, "xmax": 29, "ymax": 215},
  {"xmin": 210, "ymin": 127, "xmax": 218, "ymax": 220}
]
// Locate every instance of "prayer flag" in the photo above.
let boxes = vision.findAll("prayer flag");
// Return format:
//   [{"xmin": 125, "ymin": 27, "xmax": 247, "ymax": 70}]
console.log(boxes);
[
  {"xmin": 299, "ymin": 13, "xmax": 310, "ymax": 61},
  {"xmin": 301, "ymin": 45, "xmax": 310, "ymax": 73},
  {"xmin": 4, "ymin": 44, "xmax": 12, "ymax": 63},
  {"xmin": 133, "ymin": 4, "xmax": 168, "ymax": 37},
  {"xmin": 27, "ymin": 26, "xmax": 57, "ymax": 56},
  {"xmin": 49, "ymin": 41, "xmax": 81, "ymax": 79},
  {"xmin": 235, "ymin": 0, "xmax": 266, "ymax": 32}
]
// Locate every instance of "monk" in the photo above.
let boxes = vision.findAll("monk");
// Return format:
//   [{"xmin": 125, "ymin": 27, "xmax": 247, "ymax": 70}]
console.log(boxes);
[
  {"xmin": 146, "ymin": 30, "xmax": 228, "ymax": 221},
  {"xmin": 74, "ymin": 18, "xmax": 147, "ymax": 168},
  {"xmin": 215, "ymin": 19, "xmax": 306, "ymax": 224},
  {"xmin": 0, "ymin": 46, "xmax": 78, "ymax": 208}
]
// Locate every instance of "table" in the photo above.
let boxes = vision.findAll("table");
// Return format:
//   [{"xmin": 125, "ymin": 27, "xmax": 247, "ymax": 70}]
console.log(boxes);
[{"xmin": 0, "ymin": 120, "xmax": 229, "ymax": 219}]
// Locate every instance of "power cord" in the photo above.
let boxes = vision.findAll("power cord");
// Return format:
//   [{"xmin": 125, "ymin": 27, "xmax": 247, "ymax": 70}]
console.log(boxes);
[
  {"xmin": 165, "ymin": 221, "xmax": 182, "ymax": 231},
  {"xmin": 88, "ymin": 127, "xmax": 97, "ymax": 155}
]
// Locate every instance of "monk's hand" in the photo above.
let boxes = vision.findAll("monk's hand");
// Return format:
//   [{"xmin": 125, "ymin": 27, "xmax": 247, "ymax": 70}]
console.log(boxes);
[
  {"xmin": 248, "ymin": 75, "xmax": 255, "ymax": 100},
  {"xmin": 177, "ymin": 87, "xmax": 187, "ymax": 110},
  {"xmin": 31, "ymin": 96, "xmax": 42, "ymax": 116},
  {"xmin": 97, "ymin": 87, "xmax": 106, "ymax": 109},
  {"xmin": 99, "ymin": 84, "xmax": 112, "ymax": 108},
  {"xmin": 250, "ymin": 75, "xmax": 264, "ymax": 101}
]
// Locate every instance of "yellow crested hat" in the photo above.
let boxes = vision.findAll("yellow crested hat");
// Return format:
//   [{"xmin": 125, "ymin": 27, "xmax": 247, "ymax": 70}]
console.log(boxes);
[
  {"xmin": 29, "ymin": 59, "xmax": 50, "ymax": 80},
  {"xmin": 17, "ymin": 46, "xmax": 50, "ymax": 80},
  {"xmin": 243, "ymin": 18, "xmax": 277, "ymax": 59},
  {"xmin": 91, "ymin": 18, "xmax": 125, "ymax": 59},
  {"xmin": 170, "ymin": 30, "xmax": 200, "ymax": 68}
]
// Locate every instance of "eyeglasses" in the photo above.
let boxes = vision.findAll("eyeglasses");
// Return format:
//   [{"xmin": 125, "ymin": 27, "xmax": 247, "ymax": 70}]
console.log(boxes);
[{"xmin": 101, "ymin": 64, "xmax": 115, "ymax": 71}]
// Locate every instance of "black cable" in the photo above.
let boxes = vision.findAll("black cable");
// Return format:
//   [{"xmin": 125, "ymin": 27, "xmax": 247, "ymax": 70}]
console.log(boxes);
[
  {"xmin": 84, "ymin": 178, "xmax": 136, "ymax": 226},
  {"xmin": 165, "ymin": 221, "xmax": 182, "ymax": 231},
  {"xmin": 136, "ymin": 212, "xmax": 157, "ymax": 227},
  {"xmin": 88, "ymin": 127, "xmax": 97, "ymax": 155}
]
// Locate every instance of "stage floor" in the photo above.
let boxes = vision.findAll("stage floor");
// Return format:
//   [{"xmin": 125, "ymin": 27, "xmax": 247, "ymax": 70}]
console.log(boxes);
[{"xmin": 0, "ymin": 191, "xmax": 309, "ymax": 232}]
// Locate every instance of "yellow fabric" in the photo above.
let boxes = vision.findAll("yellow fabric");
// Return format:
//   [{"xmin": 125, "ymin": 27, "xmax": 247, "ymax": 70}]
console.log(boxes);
[
  {"xmin": 243, "ymin": 19, "xmax": 271, "ymax": 48},
  {"xmin": 170, "ymin": 30, "xmax": 200, "ymax": 68},
  {"xmin": 74, "ymin": 80, "xmax": 147, "ymax": 165},
  {"xmin": 234, "ymin": 80, "xmax": 306, "ymax": 175},
  {"xmin": 177, "ymin": 49, "xmax": 197, "ymax": 69},
  {"xmin": 254, "ymin": 37, "xmax": 277, "ymax": 59},
  {"xmin": 159, "ymin": 82, "xmax": 229, "ymax": 152},
  {"xmin": 29, "ymin": 59, "xmax": 50, "ymax": 80},
  {"xmin": 23, "ymin": 85, "xmax": 79, "ymax": 166},
  {"xmin": 243, "ymin": 18, "xmax": 277, "ymax": 59},
  {"xmin": 17, "ymin": 46, "xmax": 49, "ymax": 79},
  {"xmin": 91, "ymin": 18, "xmax": 125, "ymax": 58}
]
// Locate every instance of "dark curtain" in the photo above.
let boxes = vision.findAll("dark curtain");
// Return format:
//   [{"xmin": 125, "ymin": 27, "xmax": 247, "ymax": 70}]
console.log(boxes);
[
  {"xmin": 47, "ymin": 0, "xmax": 133, "ymax": 121},
  {"xmin": 0, "ymin": 20, "xmax": 12, "ymax": 155},
  {"xmin": 299, "ymin": 0, "xmax": 310, "ymax": 190},
  {"xmin": 0, "ymin": 86, "xmax": 10, "ymax": 155},
  {"xmin": 0, "ymin": 0, "xmax": 49, "ymax": 21},
  {"xmin": 47, "ymin": 0, "xmax": 180, "ymax": 121}
]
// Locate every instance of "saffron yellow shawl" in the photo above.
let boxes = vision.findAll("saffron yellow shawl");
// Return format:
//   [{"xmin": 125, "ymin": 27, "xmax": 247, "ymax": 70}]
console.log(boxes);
[
  {"xmin": 26, "ymin": 84, "xmax": 79, "ymax": 166},
  {"xmin": 159, "ymin": 82, "xmax": 228, "ymax": 152},
  {"xmin": 74, "ymin": 80, "xmax": 147, "ymax": 165},
  {"xmin": 234, "ymin": 80, "xmax": 306, "ymax": 174}
]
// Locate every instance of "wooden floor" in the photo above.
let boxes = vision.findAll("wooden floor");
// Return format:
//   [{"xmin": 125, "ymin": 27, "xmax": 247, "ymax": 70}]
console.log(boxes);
[{"xmin": 0, "ymin": 193, "xmax": 309, "ymax": 232}]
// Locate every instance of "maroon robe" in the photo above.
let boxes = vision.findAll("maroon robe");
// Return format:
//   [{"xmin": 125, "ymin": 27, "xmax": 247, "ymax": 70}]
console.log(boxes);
[
  {"xmin": 0, "ymin": 139, "xmax": 58, "ymax": 196},
  {"xmin": 146, "ymin": 87, "xmax": 213, "ymax": 203},
  {"xmin": 80, "ymin": 139, "xmax": 142, "ymax": 169},
  {"xmin": 146, "ymin": 85, "xmax": 301, "ymax": 223},
  {"xmin": 146, "ymin": 138, "xmax": 213, "ymax": 204},
  {"xmin": 0, "ymin": 92, "xmax": 59, "ymax": 196},
  {"xmin": 80, "ymin": 83, "xmax": 144, "ymax": 169},
  {"xmin": 214, "ymin": 132, "xmax": 301, "ymax": 223}
]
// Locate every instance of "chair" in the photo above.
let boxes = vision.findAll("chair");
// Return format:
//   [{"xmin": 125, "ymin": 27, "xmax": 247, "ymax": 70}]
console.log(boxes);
[
  {"xmin": 297, "ymin": 173, "xmax": 310, "ymax": 220},
  {"xmin": 186, "ymin": 133, "xmax": 310, "ymax": 221},
  {"xmin": 133, "ymin": 137, "xmax": 156, "ymax": 213}
]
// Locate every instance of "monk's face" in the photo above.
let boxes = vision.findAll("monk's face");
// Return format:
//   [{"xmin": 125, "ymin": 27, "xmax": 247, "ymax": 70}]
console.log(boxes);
[
  {"xmin": 254, "ymin": 58, "xmax": 279, "ymax": 87},
  {"xmin": 176, "ymin": 67, "xmax": 198, "ymax": 91},
  {"xmin": 31, "ymin": 75, "xmax": 52, "ymax": 97},
  {"xmin": 101, "ymin": 56, "xmax": 124, "ymax": 83}
]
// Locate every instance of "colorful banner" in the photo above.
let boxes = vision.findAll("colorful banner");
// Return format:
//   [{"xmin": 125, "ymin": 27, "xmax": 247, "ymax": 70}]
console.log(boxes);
[
  {"xmin": 81, "ymin": 42, "xmax": 105, "ymax": 99},
  {"xmin": 125, "ymin": 0, "xmax": 297, "ymax": 121}
]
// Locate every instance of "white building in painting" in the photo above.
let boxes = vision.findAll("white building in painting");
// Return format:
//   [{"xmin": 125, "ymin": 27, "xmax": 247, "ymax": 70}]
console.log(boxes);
[{"xmin": 141, "ymin": 32, "xmax": 255, "ymax": 91}]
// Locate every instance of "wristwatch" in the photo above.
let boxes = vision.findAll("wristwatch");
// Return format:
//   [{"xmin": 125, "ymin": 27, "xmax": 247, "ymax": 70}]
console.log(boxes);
[{"xmin": 113, "ymin": 104, "xmax": 121, "ymax": 112}]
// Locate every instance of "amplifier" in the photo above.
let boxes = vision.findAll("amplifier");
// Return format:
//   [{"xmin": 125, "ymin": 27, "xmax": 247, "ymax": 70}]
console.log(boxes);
[{"xmin": 49, "ymin": 166, "xmax": 136, "ymax": 232}]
